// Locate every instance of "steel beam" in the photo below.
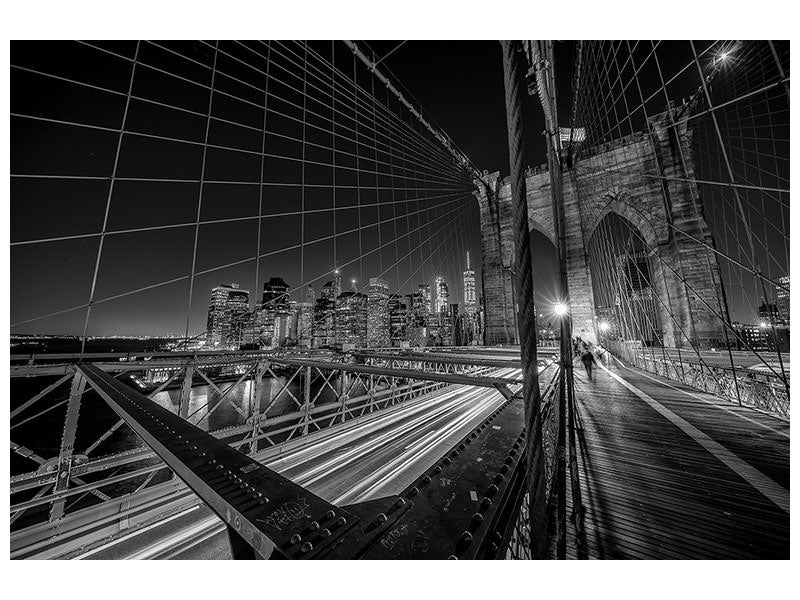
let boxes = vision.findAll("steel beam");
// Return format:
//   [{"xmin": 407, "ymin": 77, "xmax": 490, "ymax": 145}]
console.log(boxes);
[
  {"xmin": 270, "ymin": 357, "xmax": 522, "ymax": 387},
  {"xmin": 78, "ymin": 363, "xmax": 359, "ymax": 559},
  {"xmin": 249, "ymin": 361, "xmax": 268, "ymax": 454},
  {"xmin": 10, "ymin": 372, "xmax": 74, "ymax": 420},
  {"xmin": 303, "ymin": 366, "xmax": 311, "ymax": 436},
  {"xmin": 49, "ymin": 372, "xmax": 86, "ymax": 522},
  {"xmin": 178, "ymin": 365, "xmax": 194, "ymax": 419},
  {"xmin": 356, "ymin": 351, "xmax": 524, "ymax": 369}
]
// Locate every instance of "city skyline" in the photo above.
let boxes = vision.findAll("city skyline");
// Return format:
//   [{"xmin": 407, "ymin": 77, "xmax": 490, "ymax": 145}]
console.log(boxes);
[{"xmin": 201, "ymin": 251, "xmax": 483, "ymax": 350}]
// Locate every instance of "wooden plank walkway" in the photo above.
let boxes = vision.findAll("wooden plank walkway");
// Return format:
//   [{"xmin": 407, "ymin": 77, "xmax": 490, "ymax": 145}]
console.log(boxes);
[{"xmin": 566, "ymin": 356, "xmax": 789, "ymax": 559}]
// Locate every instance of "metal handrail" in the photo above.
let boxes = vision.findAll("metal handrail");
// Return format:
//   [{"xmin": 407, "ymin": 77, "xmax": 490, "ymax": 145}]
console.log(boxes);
[
  {"xmin": 497, "ymin": 364, "xmax": 562, "ymax": 559},
  {"xmin": 605, "ymin": 341, "xmax": 790, "ymax": 419}
]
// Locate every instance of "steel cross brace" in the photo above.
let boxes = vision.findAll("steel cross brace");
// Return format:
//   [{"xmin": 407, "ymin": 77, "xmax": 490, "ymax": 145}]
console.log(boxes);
[{"xmin": 76, "ymin": 363, "xmax": 411, "ymax": 559}]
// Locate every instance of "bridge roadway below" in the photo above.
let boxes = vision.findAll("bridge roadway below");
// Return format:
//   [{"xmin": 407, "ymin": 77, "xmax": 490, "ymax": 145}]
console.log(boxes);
[
  {"xmin": 567, "ymin": 355, "xmax": 790, "ymax": 559},
  {"xmin": 75, "ymin": 367, "xmax": 520, "ymax": 559}
]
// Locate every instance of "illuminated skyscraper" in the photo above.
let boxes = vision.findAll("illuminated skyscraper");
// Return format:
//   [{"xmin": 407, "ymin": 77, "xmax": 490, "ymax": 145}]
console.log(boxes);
[
  {"xmin": 435, "ymin": 276, "xmax": 449, "ymax": 314},
  {"xmin": 463, "ymin": 251, "xmax": 477, "ymax": 317},
  {"xmin": 274, "ymin": 310, "xmax": 292, "ymax": 347},
  {"xmin": 436, "ymin": 303, "xmax": 457, "ymax": 345},
  {"xmin": 262, "ymin": 277, "xmax": 290, "ymax": 309},
  {"xmin": 295, "ymin": 301, "xmax": 314, "ymax": 347},
  {"xmin": 388, "ymin": 294, "xmax": 407, "ymax": 346},
  {"xmin": 240, "ymin": 311, "xmax": 261, "ymax": 348},
  {"xmin": 206, "ymin": 283, "xmax": 249, "ymax": 348},
  {"xmin": 262, "ymin": 277, "xmax": 291, "ymax": 348},
  {"xmin": 419, "ymin": 283, "xmax": 432, "ymax": 315},
  {"xmin": 367, "ymin": 277, "xmax": 390, "ymax": 347},
  {"xmin": 290, "ymin": 284, "xmax": 315, "ymax": 347},
  {"xmin": 333, "ymin": 270, "xmax": 342, "ymax": 298},
  {"xmin": 320, "ymin": 281, "xmax": 336, "ymax": 301},
  {"xmin": 336, "ymin": 291, "xmax": 367, "ymax": 347},
  {"xmin": 776, "ymin": 275, "xmax": 789, "ymax": 326},
  {"xmin": 313, "ymin": 284, "xmax": 336, "ymax": 348},
  {"xmin": 406, "ymin": 292, "xmax": 427, "ymax": 346}
]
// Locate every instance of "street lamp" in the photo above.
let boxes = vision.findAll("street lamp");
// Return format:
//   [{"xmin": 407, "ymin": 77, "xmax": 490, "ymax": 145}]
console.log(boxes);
[
  {"xmin": 599, "ymin": 321, "xmax": 610, "ymax": 333},
  {"xmin": 554, "ymin": 302, "xmax": 568, "ymax": 317}
]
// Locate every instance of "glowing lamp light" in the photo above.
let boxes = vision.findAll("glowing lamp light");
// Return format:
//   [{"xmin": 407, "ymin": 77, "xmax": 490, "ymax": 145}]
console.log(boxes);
[
  {"xmin": 759, "ymin": 321, "xmax": 768, "ymax": 329},
  {"xmin": 554, "ymin": 303, "xmax": 568, "ymax": 317},
  {"xmin": 599, "ymin": 321, "xmax": 610, "ymax": 332}
]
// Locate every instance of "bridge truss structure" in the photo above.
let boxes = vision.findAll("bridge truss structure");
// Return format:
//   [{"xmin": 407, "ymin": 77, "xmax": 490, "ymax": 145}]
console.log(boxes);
[{"xmin": 10, "ymin": 347, "xmax": 558, "ymax": 559}]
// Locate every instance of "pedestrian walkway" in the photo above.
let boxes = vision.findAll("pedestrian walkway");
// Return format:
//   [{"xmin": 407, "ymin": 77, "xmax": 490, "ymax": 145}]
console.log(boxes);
[{"xmin": 567, "ymin": 356, "xmax": 790, "ymax": 559}]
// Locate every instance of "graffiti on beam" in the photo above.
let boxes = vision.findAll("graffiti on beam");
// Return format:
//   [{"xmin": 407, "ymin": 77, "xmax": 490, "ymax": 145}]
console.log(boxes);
[{"xmin": 258, "ymin": 496, "xmax": 311, "ymax": 531}]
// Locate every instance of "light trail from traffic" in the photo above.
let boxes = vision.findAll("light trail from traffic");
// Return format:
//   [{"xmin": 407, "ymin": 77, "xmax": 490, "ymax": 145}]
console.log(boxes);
[{"xmin": 77, "ymin": 367, "xmax": 524, "ymax": 559}]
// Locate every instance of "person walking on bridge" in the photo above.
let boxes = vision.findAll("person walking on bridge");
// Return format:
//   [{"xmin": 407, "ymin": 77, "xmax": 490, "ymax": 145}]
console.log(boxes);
[{"xmin": 580, "ymin": 348, "xmax": 597, "ymax": 381}]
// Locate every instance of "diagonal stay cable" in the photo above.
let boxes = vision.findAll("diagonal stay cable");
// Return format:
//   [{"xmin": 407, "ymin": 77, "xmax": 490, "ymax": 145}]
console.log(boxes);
[{"xmin": 11, "ymin": 196, "xmax": 466, "ymax": 329}]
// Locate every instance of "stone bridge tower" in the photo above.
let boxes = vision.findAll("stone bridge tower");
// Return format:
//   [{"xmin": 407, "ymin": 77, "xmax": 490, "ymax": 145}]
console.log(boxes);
[{"xmin": 475, "ymin": 110, "xmax": 727, "ymax": 349}]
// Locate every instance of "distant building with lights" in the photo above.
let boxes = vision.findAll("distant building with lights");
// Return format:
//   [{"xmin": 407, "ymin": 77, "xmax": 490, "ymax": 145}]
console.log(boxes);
[
  {"xmin": 333, "ymin": 270, "xmax": 343, "ymax": 299},
  {"xmin": 435, "ymin": 276, "xmax": 450, "ymax": 314},
  {"xmin": 758, "ymin": 301, "xmax": 781, "ymax": 326},
  {"xmin": 288, "ymin": 300, "xmax": 312, "ymax": 348},
  {"xmin": 388, "ymin": 294, "xmax": 407, "ymax": 346},
  {"xmin": 293, "ymin": 285, "xmax": 315, "ymax": 348},
  {"xmin": 366, "ymin": 277, "xmax": 390, "ymax": 348},
  {"xmin": 418, "ymin": 283, "xmax": 432, "ymax": 315},
  {"xmin": 461, "ymin": 252, "xmax": 480, "ymax": 344},
  {"xmin": 320, "ymin": 280, "xmax": 336, "ymax": 301},
  {"xmin": 206, "ymin": 283, "xmax": 250, "ymax": 348},
  {"xmin": 262, "ymin": 277, "xmax": 290, "ymax": 309},
  {"xmin": 775, "ymin": 276, "xmax": 789, "ymax": 326},
  {"xmin": 463, "ymin": 252, "xmax": 477, "ymax": 317},
  {"xmin": 313, "ymin": 283, "xmax": 336, "ymax": 348},
  {"xmin": 406, "ymin": 292, "xmax": 428, "ymax": 346},
  {"xmin": 733, "ymin": 321, "xmax": 789, "ymax": 353},
  {"xmin": 336, "ymin": 291, "xmax": 367, "ymax": 347}
]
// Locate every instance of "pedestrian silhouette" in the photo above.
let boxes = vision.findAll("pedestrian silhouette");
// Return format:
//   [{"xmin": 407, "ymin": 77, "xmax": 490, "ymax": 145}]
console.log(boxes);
[{"xmin": 581, "ymin": 349, "xmax": 596, "ymax": 380}]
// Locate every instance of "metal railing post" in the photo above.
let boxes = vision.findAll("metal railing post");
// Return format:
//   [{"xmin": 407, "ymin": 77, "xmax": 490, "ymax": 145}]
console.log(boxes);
[
  {"xmin": 249, "ymin": 361, "xmax": 267, "ymax": 454},
  {"xmin": 303, "ymin": 366, "xmax": 311, "ymax": 435}
]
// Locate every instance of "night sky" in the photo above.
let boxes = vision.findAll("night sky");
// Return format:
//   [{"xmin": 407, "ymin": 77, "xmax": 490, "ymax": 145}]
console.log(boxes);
[{"xmin": 10, "ymin": 40, "xmax": 788, "ymax": 336}]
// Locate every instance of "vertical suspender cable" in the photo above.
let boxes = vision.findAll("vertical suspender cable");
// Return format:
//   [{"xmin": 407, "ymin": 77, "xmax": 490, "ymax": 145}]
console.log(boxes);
[
  {"xmin": 533, "ymin": 39, "xmax": 568, "ymax": 558},
  {"xmin": 254, "ymin": 42, "xmax": 272, "ymax": 310},
  {"xmin": 80, "ymin": 41, "xmax": 141, "ymax": 355},
  {"xmin": 500, "ymin": 40, "xmax": 548, "ymax": 559},
  {"xmin": 184, "ymin": 41, "xmax": 220, "ymax": 341}
]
